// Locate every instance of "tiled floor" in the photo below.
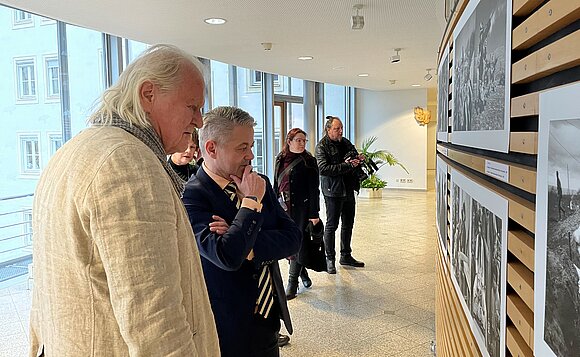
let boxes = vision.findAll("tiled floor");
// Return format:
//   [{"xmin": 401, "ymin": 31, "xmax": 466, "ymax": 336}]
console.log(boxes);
[{"xmin": 0, "ymin": 189, "xmax": 437, "ymax": 357}]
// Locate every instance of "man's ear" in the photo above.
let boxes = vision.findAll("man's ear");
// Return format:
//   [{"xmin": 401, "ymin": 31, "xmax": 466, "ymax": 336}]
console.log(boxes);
[
  {"xmin": 140, "ymin": 80, "xmax": 155, "ymax": 113},
  {"xmin": 205, "ymin": 140, "xmax": 218, "ymax": 159}
]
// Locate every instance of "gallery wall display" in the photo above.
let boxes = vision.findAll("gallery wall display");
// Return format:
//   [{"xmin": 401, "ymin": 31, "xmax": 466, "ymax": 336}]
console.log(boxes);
[
  {"xmin": 451, "ymin": 0, "xmax": 511, "ymax": 153},
  {"xmin": 535, "ymin": 82, "xmax": 580, "ymax": 357},
  {"xmin": 437, "ymin": 45, "xmax": 450, "ymax": 142},
  {"xmin": 450, "ymin": 167, "xmax": 508, "ymax": 357},
  {"xmin": 436, "ymin": 155, "xmax": 449, "ymax": 253}
]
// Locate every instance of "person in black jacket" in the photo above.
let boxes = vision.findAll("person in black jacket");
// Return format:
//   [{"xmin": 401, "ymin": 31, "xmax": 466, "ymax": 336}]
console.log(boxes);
[
  {"xmin": 167, "ymin": 129, "xmax": 201, "ymax": 180},
  {"xmin": 315, "ymin": 116, "xmax": 365, "ymax": 274},
  {"xmin": 274, "ymin": 128, "xmax": 321, "ymax": 300}
]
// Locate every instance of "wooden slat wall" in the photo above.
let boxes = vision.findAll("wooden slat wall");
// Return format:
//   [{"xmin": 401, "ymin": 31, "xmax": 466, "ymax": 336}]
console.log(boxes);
[{"xmin": 435, "ymin": 0, "xmax": 580, "ymax": 356}]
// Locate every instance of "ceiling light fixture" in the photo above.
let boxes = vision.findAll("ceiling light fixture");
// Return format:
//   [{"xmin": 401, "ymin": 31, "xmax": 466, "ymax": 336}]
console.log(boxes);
[
  {"xmin": 411, "ymin": 84, "xmax": 421, "ymax": 87},
  {"xmin": 298, "ymin": 56, "xmax": 314, "ymax": 61},
  {"xmin": 332, "ymin": 66, "xmax": 345, "ymax": 70},
  {"xmin": 204, "ymin": 17, "xmax": 227, "ymax": 25},
  {"xmin": 351, "ymin": 4, "xmax": 364, "ymax": 30},
  {"xmin": 424, "ymin": 68, "xmax": 433, "ymax": 81},
  {"xmin": 390, "ymin": 48, "xmax": 401, "ymax": 64},
  {"xmin": 358, "ymin": 73, "xmax": 369, "ymax": 77}
]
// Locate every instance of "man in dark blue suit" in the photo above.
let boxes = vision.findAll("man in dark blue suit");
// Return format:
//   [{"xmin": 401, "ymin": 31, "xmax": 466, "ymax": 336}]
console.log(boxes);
[{"xmin": 183, "ymin": 106, "xmax": 301, "ymax": 357}]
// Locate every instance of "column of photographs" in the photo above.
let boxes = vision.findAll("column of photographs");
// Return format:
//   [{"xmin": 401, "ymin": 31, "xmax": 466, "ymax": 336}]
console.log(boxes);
[
  {"xmin": 450, "ymin": 167, "xmax": 507, "ymax": 357},
  {"xmin": 436, "ymin": 156, "xmax": 448, "ymax": 253},
  {"xmin": 451, "ymin": 0, "xmax": 511, "ymax": 153},
  {"xmin": 535, "ymin": 82, "xmax": 580, "ymax": 357},
  {"xmin": 437, "ymin": 46, "xmax": 450, "ymax": 142}
]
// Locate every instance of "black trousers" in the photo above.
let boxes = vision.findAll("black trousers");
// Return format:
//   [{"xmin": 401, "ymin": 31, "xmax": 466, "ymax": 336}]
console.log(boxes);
[
  {"xmin": 323, "ymin": 192, "xmax": 356, "ymax": 260},
  {"xmin": 247, "ymin": 304, "xmax": 281, "ymax": 357}
]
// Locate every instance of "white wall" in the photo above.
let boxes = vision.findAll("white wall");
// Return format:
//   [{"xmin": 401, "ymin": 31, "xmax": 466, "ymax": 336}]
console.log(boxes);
[{"xmin": 356, "ymin": 89, "xmax": 428, "ymax": 190}]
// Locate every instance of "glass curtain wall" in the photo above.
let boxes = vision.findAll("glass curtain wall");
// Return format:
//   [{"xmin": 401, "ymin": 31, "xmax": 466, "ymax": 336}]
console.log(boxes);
[{"xmin": 0, "ymin": 3, "xmax": 151, "ymax": 273}]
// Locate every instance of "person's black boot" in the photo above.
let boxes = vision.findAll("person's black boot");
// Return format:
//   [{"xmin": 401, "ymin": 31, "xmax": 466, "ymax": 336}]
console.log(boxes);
[
  {"xmin": 300, "ymin": 268, "xmax": 312, "ymax": 288},
  {"xmin": 278, "ymin": 334, "xmax": 290, "ymax": 347},
  {"xmin": 285, "ymin": 279, "xmax": 299, "ymax": 300},
  {"xmin": 326, "ymin": 259, "xmax": 336, "ymax": 274},
  {"xmin": 339, "ymin": 254, "xmax": 365, "ymax": 267}
]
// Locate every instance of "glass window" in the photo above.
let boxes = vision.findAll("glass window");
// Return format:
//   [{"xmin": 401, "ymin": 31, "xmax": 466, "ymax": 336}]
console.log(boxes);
[
  {"xmin": 288, "ymin": 103, "xmax": 304, "ymax": 131},
  {"xmin": 45, "ymin": 56, "xmax": 60, "ymax": 99},
  {"xmin": 323, "ymin": 84, "xmax": 346, "ymax": 120},
  {"xmin": 247, "ymin": 69, "xmax": 281, "ymax": 92},
  {"xmin": 210, "ymin": 60, "xmax": 231, "ymax": 108},
  {"xmin": 15, "ymin": 57, "xmax": 37, "ymax": 101},
  {"xmin": 237, "ymin": 67, "xmax": 265, "ymax": 173},
  {"xmin": 48, "ymin": 133, "xmax": 62, "ymax": 156},
  {"xmin": 290, "ymin": 78, "xmax": 304, "ymax": 97},
  {"xmin": 13, "ymin": 10, "xmax": 33, "ymax": 28},
  {"xmin": 22, "ymin": 209, "xmax": 33, "ymax": 244},
  {"xmin": 19, "ymin": 134, "xmax": 41, "ymax": 174}
]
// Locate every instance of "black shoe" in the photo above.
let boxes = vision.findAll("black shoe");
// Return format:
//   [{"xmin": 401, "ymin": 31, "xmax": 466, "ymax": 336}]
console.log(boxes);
[
  {"xmin": 300, "ymin": 269, "xmax": 312, "ymax": 288},
  {"xmin": 285, "ymin": 280, "xmax": 298, "ymax": 300},
  {"xmin": 326, "ymin": 259, "xmax": 336, "ymax": 274},
  {"xmin": 339, "ymin": 255, "xmax": 365, "ymax": 267},
  {"xmin": 278, "ymin": 334, "xmax": 290, "ymax": 347}
]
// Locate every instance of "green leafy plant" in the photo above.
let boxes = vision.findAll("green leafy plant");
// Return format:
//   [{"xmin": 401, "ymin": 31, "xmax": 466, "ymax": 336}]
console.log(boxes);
[{"xmin": 358, "ymin": 136, "xmax": 408, "ymax": 190}]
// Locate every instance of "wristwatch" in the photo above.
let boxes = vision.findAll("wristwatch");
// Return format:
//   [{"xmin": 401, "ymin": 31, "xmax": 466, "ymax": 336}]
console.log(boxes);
[{"xmin": 245, "ymin": 195, "xmax": 259, "ymax": 203}]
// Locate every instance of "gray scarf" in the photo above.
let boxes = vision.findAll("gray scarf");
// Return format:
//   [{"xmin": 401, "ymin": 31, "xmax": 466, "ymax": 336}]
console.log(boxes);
[{"xmin": 94, "ymin": 115, "xmax": 186, "ymax": 195}]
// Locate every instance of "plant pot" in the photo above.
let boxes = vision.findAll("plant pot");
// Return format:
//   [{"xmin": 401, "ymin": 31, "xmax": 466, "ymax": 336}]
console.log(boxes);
[{"xmin": 359, "ymin": 188, "xmax": 383, "ymax": 199}]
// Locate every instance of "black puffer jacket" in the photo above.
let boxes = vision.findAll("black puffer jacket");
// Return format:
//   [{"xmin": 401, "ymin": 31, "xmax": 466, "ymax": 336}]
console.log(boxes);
[{"xmin": 315, "ymin": 135, "xmax": 360, "ymax": 197}]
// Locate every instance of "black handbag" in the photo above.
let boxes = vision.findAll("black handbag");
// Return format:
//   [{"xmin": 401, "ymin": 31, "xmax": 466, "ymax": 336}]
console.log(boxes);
[{"xmin": 301, "ymin": 220, "xmax": 327, "ymax": 272}]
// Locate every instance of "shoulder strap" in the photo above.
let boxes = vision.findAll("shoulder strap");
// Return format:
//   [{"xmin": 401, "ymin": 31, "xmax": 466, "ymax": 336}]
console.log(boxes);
[{"xmin": 276, "ymin": 156, "xmax": 305, "ymax": 188}]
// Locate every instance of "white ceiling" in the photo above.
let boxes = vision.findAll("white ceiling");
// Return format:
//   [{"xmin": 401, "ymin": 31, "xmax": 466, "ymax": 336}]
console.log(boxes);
[{"xmin": 3, "ymin": 0, "xmax": 446, "ymax": 91}]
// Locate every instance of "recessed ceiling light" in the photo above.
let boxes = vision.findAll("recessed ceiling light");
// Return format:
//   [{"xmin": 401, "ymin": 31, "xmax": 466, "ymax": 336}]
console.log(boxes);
[
  {"xmin": 358, "ymin": 73, "xmax": 369, "ymax": 77},
  {"xmin": 298, "ymin": 56, "xmax": 314, "ymax": 61},
  {"xmin": 204, "ymin": 18, "xmax": 227, "ymax": 25},
  {"xmin": 411, "ymin": 84, "xmax": 421, "ymax": 87},
  {"xmin": 332, "ymin": 66, "xmax": 345, "ymax": 70}
]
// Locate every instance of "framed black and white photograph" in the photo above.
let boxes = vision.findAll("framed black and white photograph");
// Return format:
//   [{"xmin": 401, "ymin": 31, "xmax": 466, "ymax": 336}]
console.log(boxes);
[
  {"xmin": 451, "ymin": 177, "xmax": 473, "ymax": 307},
  {"xmin": 450, "ymin": 167, "xmax": 508, "ymax": 357},
  {"xmin": 436, "ymin": 155, "xmax": 449, "ymax": 253},
  {"xmin": 437, "ymin": 45, "xmax": 450, "ymax": 142},
  {"xmin": 535, "ymin": 82, "xmax": 580, "ymax": 357},
  {"xmin": 451, "ymin": 0, "xmax": 511, "ymax": 153}
]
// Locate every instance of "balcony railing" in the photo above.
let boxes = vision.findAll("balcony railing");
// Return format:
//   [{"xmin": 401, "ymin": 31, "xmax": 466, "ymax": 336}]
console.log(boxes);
[{"xmin": 0, "ymin": 193, "xmax": 33, "ymax": 283}]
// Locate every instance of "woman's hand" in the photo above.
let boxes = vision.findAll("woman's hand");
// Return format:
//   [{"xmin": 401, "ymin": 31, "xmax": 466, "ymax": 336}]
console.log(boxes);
[{"xmin": 209, "ymin": 215, "xmax": 229, "ymax": 235}]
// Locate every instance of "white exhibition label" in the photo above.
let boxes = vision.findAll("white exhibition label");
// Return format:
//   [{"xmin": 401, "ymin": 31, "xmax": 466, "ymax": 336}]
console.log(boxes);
[{"xmin": 485, "ymin": 160, "xmax": 509, "ymax": 182}]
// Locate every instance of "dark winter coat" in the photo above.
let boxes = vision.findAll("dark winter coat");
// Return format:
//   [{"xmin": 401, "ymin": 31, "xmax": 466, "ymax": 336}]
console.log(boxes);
[{"xmin": 274, "ymin": 151, "xmax": 320, "ymax": 263}]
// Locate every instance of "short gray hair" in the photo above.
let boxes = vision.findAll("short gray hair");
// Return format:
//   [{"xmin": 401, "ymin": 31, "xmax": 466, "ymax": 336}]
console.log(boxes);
[
  {"xmin": 199, "ymin": 106, "xmax": 256, "ymax": 155},
  {"xmin": 88, "ymin": 44, "xmax": 205, "ymax": 127}
]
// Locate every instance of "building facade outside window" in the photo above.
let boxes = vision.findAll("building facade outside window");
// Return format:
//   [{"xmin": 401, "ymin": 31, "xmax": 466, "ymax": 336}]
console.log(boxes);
[
  {"xmin": 15, "ymin": 57, "xmax": 37, "ymax": 102},
  {"xmin": 48, "ymin": 133, "xmax": 62, "ymax": 156},
  {"xmin": 23, "ymin": 209, "xmax": 33, "ymax": 245},
  {"xmin": 13, "ymin": 10, "xmax": 33, "ymax": 28},
  {"xmin": 19, "ymin": 134, "xmax": 41, "ymax": 175},
  {"xmin": 44, "ymin": 56, "xmax": 59, "ymax": 99}
]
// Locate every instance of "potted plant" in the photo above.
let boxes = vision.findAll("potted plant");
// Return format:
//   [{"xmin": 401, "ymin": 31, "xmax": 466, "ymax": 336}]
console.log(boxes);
[{"xmin": 358, "ymin": 136, "xmax": 408, "ymax": 198}]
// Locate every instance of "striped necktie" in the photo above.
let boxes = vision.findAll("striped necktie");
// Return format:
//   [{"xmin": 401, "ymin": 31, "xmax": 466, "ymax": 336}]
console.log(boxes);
[
  {"xmin": 223, "ymin": 182, "xmax": 241, "ymax": 209},
  {"xmin": 223, "ymin": 183, "xmax": 274, "ymax": 318}
]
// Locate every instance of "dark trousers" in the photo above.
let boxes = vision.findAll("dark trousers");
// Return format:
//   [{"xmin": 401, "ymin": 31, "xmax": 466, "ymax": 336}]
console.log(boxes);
[
  {"xmin": 323, "ymin": 192, "xmax": 356, "ymax": 260},
  {"xmin": 247, "ymin": 304, "xmax": 281, "ymax": 357}
]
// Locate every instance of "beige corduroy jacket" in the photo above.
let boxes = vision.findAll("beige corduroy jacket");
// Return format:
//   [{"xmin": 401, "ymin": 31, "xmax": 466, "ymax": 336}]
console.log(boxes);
[{"xmin": 29, "ymin": 126, "xmax": 220, "ymax": 357}]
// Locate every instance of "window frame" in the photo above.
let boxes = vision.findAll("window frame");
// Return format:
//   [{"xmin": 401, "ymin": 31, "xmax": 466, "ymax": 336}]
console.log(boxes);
[
  {"xmin": 18, "ymin": 133, "xmax": 42, "ymax": 176},
  {"xmin": 47, "ymin": 132, "xmax": 63, "ymax": 157},
  {"xmin": 22, "ymin": 209, "xmax": 33, "ymax": 245},
  {"xmin": 246, "ymin": 69, "xmax": 281, "ymax": 92},
  {"xmin": 14, "ymin": 56, "xmax": 38, "ymax": 103},
  {"xmin": 12, "ymin": 9, "xmax": 33, "ymax": 29},
  {"xmin": 43, "ymin": 55, "xmax": 60, "ymax": 101}
]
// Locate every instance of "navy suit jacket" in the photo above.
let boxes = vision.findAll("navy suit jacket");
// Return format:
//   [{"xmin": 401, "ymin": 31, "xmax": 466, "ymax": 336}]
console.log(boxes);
[{"xmin": 183, "ymin": 166, "xmax": 301, "ymax": 356}]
